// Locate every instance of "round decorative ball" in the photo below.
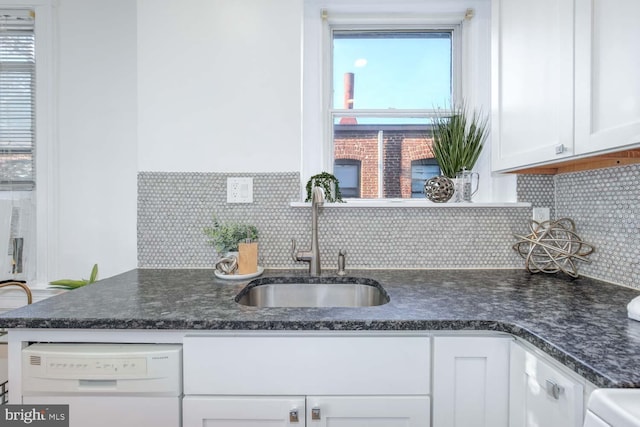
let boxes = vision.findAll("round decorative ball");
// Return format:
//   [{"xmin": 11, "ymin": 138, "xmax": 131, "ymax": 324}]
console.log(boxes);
[{"xmin": 424, "ymin": 175, "xmax": 455, "ymax": 203}]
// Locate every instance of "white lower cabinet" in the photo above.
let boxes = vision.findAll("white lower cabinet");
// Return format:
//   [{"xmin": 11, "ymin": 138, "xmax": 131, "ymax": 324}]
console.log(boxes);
[
  {"xmin": 182, "ymin": 334, "xmax": 593, "ymax": 427},
  {"xmin": 183, "ymin": 396, "xmax": 305, "ymax": 427},
  {"xmin": 432, "ymin": 336, "xmax": 510, "ymax": 427},
  {"xmin": 183, "ymin": 395, "xmax": 431, "ymax": 427},
  {"xmin": 510, "ymin": 341, "xmax": 585, "ymax": 427},
  {"xmin": 182, "ymin": 334, "xmax": 432, "ymax": 427}
]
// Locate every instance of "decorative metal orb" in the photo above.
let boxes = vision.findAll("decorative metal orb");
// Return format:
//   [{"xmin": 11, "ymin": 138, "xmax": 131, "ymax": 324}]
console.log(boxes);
[
  {"xmin": 512, "ymin": 218, "xmax": 595, "ymax": 278},
  {"xmin": 424, "ymin": 175, "xmax": 455, "ymax": 203}
]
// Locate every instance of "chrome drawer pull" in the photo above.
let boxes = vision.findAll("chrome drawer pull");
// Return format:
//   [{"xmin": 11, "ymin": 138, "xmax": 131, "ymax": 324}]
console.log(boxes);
[
  {"xmin": 546, "ymin": 379, "xmax": 564, "ymax": 400},
  {"xmin": 289, "ymin": 409, "xmax": 299, "ymax": 423},
  {"xmin": 311, "ymin": 407, "xmax": 321, "ymax": 420}
]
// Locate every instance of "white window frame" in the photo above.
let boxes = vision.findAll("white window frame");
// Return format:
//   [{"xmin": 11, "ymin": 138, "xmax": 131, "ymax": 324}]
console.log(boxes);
[
  {"xmin": 302, "ymin": 0, "xmax": 518, "ymax": 203},
  {"xmin": 0, "ymin": 0, "xmax": 55, "ymax": 285},
  {"xmin": 328, "ymin": 25, "xmax": 462, "ymax": 135},
  {"xmin": 329, "ymin": 25, "xmax": 459, "ymax": 199}
]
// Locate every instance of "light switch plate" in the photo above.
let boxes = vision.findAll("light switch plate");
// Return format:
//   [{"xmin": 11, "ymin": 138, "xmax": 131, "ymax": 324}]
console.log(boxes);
[{"xmin": 227, "ymin": 177, "xmax": 253, "ymax": 203}]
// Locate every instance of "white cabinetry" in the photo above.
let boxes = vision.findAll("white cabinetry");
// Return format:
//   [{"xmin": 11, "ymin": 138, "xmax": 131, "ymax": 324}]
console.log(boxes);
[
  {"xmin": 491, "ymin": 0, "xmax": 575, "ymax": 171},
  {"xmin": 182, "ymin": 334, "xmax": 431, "ymax": 427},
  {"xmin": 432, "ymin": 336, "xmax": 510, "ymax": 427},
  {"xmin": 492, "ymin": 0, "xmax": 640, "ymax": 172},
  {"xmin": 510, "ymin": 341, "xmax": 585, "ymax": 427},
  {"xmin": 183, "ymin": 396, "xmax": 430, "ymax": 427},
  {"xmin": 574, "ymin": 0, "xmax": 640, "ymax": 155},
  {"xmin": 183, "ymin": 396, "xmax": 306, "ymax": 427}
]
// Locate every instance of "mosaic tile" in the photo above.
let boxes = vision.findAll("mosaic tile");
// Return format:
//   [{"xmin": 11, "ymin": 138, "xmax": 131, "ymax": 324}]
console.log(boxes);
[
  {"xmin": 517, "ymin": 174, "xmax": 556, "ymax": 219},
  {"xmin": 554, "ymin": 164, "xmax": 640, "ymax": 289},
  {"xmin": 138, "ymin": 172, "xmax": 532, "ymax": 269}
]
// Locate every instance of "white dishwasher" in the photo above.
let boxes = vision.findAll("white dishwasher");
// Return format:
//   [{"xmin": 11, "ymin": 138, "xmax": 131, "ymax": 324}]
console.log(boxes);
[{"xmin": 22, "ymin": 343, "xmax": 182, "ymax": 427}]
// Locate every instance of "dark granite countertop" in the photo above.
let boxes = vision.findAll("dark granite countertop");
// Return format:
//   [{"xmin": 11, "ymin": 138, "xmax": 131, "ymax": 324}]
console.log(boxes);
[{"xmin": 1, "ymin": 268, "xmax": 639, "ymax": 388}]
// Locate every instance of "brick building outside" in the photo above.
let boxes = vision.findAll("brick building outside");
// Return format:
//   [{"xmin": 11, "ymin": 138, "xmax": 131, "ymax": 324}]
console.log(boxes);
[{"xmin": 333, "ymin": 124, "xmax": 439, "ymax": 198}]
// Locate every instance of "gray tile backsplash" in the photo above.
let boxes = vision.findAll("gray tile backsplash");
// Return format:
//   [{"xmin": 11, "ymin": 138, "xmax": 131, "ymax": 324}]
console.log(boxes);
[
  {"xmin": 138, "ymin": 168, "xmax": 640, "ymax": 289},
  {"xmin": 138, "ymin": 172, "xmax": 530, "ymax": 270},
  {"xmin": 517, "ymin": 174, "xmax": 556, "ymax": 219},
  {"xmin": 554, "ymin": 165, "xmax": 640, "ymax": 289}
]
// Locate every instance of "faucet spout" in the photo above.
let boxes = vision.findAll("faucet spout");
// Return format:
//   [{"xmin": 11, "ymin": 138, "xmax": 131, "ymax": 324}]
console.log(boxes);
[{"xmin": 293, "ymin": 186, "xmax": 325, "ymax": 276}]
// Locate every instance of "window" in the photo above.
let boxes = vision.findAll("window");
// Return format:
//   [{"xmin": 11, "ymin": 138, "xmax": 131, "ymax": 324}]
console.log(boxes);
[
  {"xmin": 334, "ymin": 159, "xmax": 361, "ymax": 198},
  {"xmin": 330, "ymin": 28, "xmax": 457, "ymax": 199},
  {"xmin": 302, "ymin": 2, "xmax": 511, "ymax": 203},
  {"xmin": 0, "ymin": 10, "xmax": 35, "ymax": 191}
]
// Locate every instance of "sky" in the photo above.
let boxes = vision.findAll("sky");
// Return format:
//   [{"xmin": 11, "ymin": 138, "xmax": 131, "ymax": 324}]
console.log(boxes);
[{"xmin": 332, "ymin": 32, "xmax": 452, "ymax": 114}]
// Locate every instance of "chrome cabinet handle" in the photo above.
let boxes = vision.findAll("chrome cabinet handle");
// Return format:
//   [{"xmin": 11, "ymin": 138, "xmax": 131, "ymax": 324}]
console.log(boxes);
[
  {"xmin": 311, "ymin": 407, "xmax": 321, "ymax": 420},
  {"xmin": 546, "ymin": 379, "xmax": 564, "ymax": 400},
  {"xmin": 289, "ymin": 409, "xmax": 299, "ymax": 423}
]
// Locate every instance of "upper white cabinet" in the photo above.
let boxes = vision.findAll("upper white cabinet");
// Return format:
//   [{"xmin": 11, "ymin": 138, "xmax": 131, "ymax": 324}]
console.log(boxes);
[
  {"xmin": 492, "ymin": 0, "xmax": 640, "ymax": 172},
  {"xmin": 432, "ymin": 336, "xmax": 510, "ymax": 427},
  {"xmin": 491, "ymin": 0, "xmax": 575, "ymax": 171},
  {"xmin": 574, "ymin": 0, "xmax": 640, "ymax": 155}
]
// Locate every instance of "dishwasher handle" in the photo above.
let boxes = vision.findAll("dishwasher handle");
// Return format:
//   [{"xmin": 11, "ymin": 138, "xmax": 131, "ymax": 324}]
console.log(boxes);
[{"xmin": 79, "ymin": 379, "xmax": 118, "ymax": 390}]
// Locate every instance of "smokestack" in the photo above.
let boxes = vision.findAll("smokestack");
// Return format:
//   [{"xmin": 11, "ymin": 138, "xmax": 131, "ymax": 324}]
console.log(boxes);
[
  {"xmin": 340, "ymin": 72, "xmax": 357, "ymax": 125},
  {"xmin": 343, "ymin": 72, "xmax": 354, "ymax": 109}
]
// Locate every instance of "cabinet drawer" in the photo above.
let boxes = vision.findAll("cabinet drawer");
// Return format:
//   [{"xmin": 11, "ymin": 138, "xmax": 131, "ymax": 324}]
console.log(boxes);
[{"xmin": 183, "ymin": 335, "xmax": 430, "ymax": 395}]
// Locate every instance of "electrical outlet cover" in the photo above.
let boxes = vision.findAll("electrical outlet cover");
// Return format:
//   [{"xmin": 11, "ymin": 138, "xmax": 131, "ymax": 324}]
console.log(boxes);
[
  {"xmin": 532, "ymin": 207, "xmax": 550, "ymax": 223},
  {"xmin": 227, "ymin": 177, "xmax": 253, "ymax": 203}
]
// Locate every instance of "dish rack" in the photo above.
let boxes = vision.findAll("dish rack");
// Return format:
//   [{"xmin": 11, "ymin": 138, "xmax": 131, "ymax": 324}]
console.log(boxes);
[{"xmin": 0, "ymin": 280, "xmax": 33, "ymax": 405}]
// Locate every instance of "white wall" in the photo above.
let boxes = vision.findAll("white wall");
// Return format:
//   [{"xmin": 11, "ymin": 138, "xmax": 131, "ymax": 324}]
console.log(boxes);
[
  {"xmin": 55, "ymin": 0, "xmax": 138, "ymax": 280},
  {"xmin": 137, "ymin": 0, "xmax": 302, "ymax": 172},
  {"xmin": 47, "ymin": 0, "xmax": 513, "ymax": 281},
  {"xmin": 50, "ymin": 0, "xmax": 303, "ymax": 281}
]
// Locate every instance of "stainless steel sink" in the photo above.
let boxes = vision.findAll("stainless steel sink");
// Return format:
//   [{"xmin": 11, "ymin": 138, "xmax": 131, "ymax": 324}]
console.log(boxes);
[{"xmin": 235, "ymin": 277, "xmax": 389, "ymax": 308}]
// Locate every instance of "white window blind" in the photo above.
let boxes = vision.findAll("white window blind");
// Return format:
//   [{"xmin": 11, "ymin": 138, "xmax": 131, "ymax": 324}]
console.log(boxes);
[{"xmin": 0, "ymin": 10, "xmax": 35, "ymax": 190}]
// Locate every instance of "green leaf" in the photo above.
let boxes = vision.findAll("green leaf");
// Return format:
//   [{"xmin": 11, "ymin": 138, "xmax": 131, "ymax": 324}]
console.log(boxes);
[
  {"xmin": 89, "ymin": 263, "xmax": 98, "ymax": 284},
  {"xmin": 431, "ymin": 102, "xmax": 489, "ymax": 178},
  {"xmin": 48, "ymin": 279, "xmax": 89, "ymax": 289}
]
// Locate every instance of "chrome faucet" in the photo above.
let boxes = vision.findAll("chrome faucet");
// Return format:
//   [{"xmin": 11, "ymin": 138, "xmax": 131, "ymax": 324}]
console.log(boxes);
[{"xmin": 292, "ymin": 186, "xmax": 324, "ymax": 276}]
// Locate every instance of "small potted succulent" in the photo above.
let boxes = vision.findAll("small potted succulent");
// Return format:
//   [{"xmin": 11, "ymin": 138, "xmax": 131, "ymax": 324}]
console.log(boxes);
[
  {"xmin": 203, "ymin": 216, "xmax": 258, "ymax": 254},
  {"xmin": 305, "ymin": 172, "xmax": 344, "ymax": 203}
]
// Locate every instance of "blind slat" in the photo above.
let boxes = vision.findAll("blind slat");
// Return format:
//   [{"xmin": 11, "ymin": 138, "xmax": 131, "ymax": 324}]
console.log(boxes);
[{"xmin": 0, "ymin": 10, "xmax": 35, "ymax": 189}]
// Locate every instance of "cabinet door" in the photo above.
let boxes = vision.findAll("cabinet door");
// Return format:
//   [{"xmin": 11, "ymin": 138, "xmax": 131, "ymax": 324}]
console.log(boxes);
[
  {"xmin": 183, "ymin": 396, "xmax": 305, "ymax": 427},
  {"xmin": 306, "ymin": 396, "xmax": 430, "ymax": 427},
  {"xmin": 574, "ymin": 0, "xmax": 640, "ymax": 155},
  {"xmin": 510, "ymin": 342, "xmax": 584, "ymax": 427},
  {"xmin": 491, "ymin": 0, "xmax": 575, "ymax": 171},
  {"xmin": 432, "ymin": 336, "xmax": 510, "ymax": 427}
]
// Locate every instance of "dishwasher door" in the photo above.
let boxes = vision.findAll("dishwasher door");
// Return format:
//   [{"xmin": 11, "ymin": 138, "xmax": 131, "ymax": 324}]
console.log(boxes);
[
  {"xmin": 23, "ymin": 395, "xmax": 181, "ymax": 427},
  {"xmin": 22, "ymin": 343, "xmax": 182, "ymax": 427}
]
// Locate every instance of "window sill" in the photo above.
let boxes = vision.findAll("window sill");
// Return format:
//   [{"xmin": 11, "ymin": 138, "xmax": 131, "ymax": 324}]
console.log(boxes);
[{"xmin": 290, "ymin": 200, "xmax": 531, "ymax": 208}]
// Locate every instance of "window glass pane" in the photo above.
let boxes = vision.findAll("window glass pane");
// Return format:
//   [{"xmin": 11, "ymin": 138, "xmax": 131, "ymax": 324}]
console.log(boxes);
[
  {"xmin": 333, "ymin": 120, "xmax": 436, "ymax": 199},
  {"xmin": 334, "ymin": 161, "xmax": 360, "ymax": 198},
  {"xmin": 334, "ymin": 164, "xmax": 358, "ymax": 188},
  {"xmin": 333, "ymin": 31, "xmax": 452, "ymax": 110},
  {"xmin": 411, "ymin": 159, "xmax": 440, "ymax": 198}
]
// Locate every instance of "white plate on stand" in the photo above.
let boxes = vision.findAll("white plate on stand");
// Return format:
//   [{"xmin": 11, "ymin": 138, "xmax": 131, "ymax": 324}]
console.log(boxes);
[{"xmin": 214, "ymin": 266, "xmax": 264, "ymax": 281}]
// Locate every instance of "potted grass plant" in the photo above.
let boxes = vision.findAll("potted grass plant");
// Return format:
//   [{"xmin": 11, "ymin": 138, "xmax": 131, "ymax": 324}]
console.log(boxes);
[{"xmin": 425, "ymin": 104, "xmax": 489, "ymax": 202}]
